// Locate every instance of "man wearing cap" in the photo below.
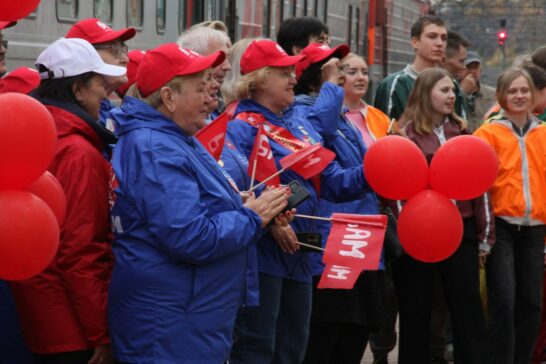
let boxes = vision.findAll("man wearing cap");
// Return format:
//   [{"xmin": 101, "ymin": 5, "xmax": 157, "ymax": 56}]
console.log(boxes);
[
  {"xmin": 9, "ymin": 37, "xmax": 126, "ymax": 364},
  {"xmin": 66, "ymin": 18, "xmax": 136, "ymax": 132},
  {"xmin": 177, "ymin": 25, "xmax": 232, "ymax": 121},
  {"xmin": 461, "ymin": 51, "xmax": 497, "ymax": 131},
  {"xmin": 106, "ymin": 43, "xmax": 289, "ymax": 363}
]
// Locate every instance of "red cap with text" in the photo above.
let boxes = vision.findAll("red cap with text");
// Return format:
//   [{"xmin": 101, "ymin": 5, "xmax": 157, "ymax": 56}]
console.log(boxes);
[
  {"xmin": 295, "ymin": 43, "xmax": 350, "ymax": 79},
  {"xmin": 240, "ymin": 39, "xmax": 306, "ymax": 75},
  {"xmin": 0, "ymin": 67, "xmax": 40, "ymax": 94},
  {"xmin": 66, "ymin": 18, "xmax": 135, "ymax": 44},
  {"xmin": 136, "ymin": 43, "xmax": 225, "ymax": 97}
]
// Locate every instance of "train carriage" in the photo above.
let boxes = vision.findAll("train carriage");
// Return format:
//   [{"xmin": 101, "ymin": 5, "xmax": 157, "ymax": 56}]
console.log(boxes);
[{"xmin": 3, "ymin": 0, "xmax": 430, "ymax": 97}]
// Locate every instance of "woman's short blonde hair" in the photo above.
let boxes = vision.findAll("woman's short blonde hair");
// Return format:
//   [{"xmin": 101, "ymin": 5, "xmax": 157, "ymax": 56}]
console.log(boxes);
[
  {"xmin": 236, "ymin": 66, "xmax": 272, "ymax": 100},
  {"xmin": 496, "ymin": 68, "xmax": 536, "ymax": 111}
]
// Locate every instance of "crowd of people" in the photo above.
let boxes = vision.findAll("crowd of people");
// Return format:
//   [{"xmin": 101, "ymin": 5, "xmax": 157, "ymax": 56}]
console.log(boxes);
[{"xmin": 1, "ymin": 11, "xmax": 546, "ymax": 364}]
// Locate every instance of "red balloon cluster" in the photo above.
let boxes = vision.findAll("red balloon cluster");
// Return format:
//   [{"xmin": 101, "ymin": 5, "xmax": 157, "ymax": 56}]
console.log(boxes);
[
  {"xmin": 0, "ymin": 0, "xmax": 41, "ymax": 21},
  {"xmin": 364, "ymin": 135, "xmax": 498, "ymax": 262},
  {"xmin": 0, "ymin": 93, "xmax": 64, "ymax": 280}
]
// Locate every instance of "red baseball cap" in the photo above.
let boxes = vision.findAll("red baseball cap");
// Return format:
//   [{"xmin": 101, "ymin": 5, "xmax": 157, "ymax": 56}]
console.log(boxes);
[
  {"xmin": 66, "ymin": 18, "xmax": 135, "ymax": 44},
  {"xmin": 116, "ymin": 49, "xmax": 145, "ymax": 97},
  {"xmin": 295, "ymin": 43, "xmax": 350, "ymax": 79},
  {"xmin": 0, "ymin": 67, "xmax": 40, "ymax": 94},
  {"xmin": 136, "ymin": 43, "xmax": 226, "ymax": 97},
  {"xmin": 0, "ymin": 21, "xmax": 16, "ymax": 30},
  {"xmin": 240, "ymin": 39, "xmax": 305, "ymax": 75}
]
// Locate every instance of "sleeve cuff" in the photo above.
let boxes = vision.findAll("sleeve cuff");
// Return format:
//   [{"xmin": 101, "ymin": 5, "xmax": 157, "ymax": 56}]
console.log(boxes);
[{"xmin": 479, "ymin": 242, "xmax": 492, "ymax": 254}]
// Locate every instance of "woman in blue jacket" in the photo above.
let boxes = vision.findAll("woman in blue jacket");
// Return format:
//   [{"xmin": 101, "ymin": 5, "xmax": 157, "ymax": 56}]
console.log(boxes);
[
  {"xmin": 227, "ymin": 39, "xmax": 370, "ymax": 364},
  {"xmin": 108, "ymin": 43, "xmax": 290, "ymax": 364},
  {"xmin": 296, "ymin": 51, "xmax": 388, "ymax": 364}
]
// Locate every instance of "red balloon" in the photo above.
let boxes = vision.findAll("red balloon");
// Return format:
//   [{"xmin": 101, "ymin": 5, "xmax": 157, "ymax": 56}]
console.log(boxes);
[
  {"xmin": 0, "ymin": 0, "xmax": 41, "ymax": 21},
  {"xmin": 26, "ymin": 171, "xmax": 66, "ymax": 226},
  {"xmin": 430, "ymin": 135, "xmax": 498, "ymax": 200},
  {"xmin": 398, "ymin": 190, "xmax": 463, "ymax": 263},
  {"xmin": 0, "ymin": 93, "xmax": 57, "ymax": 190},
  {"xmin": 364, "ymin": 135, "xmax": 429, "ymax": 200},
  {"xmin": 0, "ymin": 190, "xmax": 59, "ymax": 281}
]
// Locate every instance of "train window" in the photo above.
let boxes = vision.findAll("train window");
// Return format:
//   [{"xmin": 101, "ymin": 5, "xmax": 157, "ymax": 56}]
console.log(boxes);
[
  {"xmin": 56, "ymin": 0, "xmax": 78, "ymax": 23},
  {"xmin": 179, "ymin": 0, "xmax": 205, "ymax": 29},
  {"xmin": 94, "ymin": 0, "xmax": 113, "ymax": 24},
  {"xmin": 314, "ymin": 0, "xmax": 327, "ymax": 23},
  {"xmin": 355, "ymin": 7, "xmax": 360, "ymax": 54},
  {"xmin": 179, "ymin": 0, "xmax": 185, "ymax": 32},
  {"xmin": 263, "ymin": 0, "xmax": 272, "ymax": 38},
  {"xmin": 127, "ymin": 0, "xmax": 143, "ymax": 29},
  {"xmin": 347, "ymin": 5, "xmax": 352, "ymax": 46},
  {"xmin": 157, "ymin": 0, "xmax": 166, "ymax": 34},
  {"xmin": 204, "ymin": 0, "xmax": 225, "ymax": 21}
]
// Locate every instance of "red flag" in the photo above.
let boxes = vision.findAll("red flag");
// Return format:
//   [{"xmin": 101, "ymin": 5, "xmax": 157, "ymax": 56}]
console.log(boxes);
[
  {"xmin": 318, "ymin": 264, "xmax": 361, "ymax": 289},
  {"xmin": 318, "ymin": 213, "xmax": 387, "ymax": 289},
  {"xmin": 280, "ymin": 144, "xmax": 335, "ymax": 179},
  {"xmin": 248, "ymin": 123, "xmax": 280, "ymax": 186},
  {"xmin": 195, "ymin": 111, "xmax": 229, "ymax": 161}
]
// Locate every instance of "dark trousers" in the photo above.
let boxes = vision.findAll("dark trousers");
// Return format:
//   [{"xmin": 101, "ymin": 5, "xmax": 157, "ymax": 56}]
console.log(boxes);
[
  {"xmin": 486, "ymin": 219, "xmax": 545, "ymax": 364},
  {"xmin": 32, "ymin": 350, "xmax": 93, "ymax": 364},
  {"xmin": 393, "ymin": 219, "xmax": 486, "ymax": 364},
  {"xmin": 303, "ymin": 322, "xmax": 370, "ymax": 364},
  {"xmin": 230, "ymin": 273, "xmax": 312, "ymax": 364},
  {"xmin": 369, "ymin": 266, "xmax": 398, "ymax": 359}
]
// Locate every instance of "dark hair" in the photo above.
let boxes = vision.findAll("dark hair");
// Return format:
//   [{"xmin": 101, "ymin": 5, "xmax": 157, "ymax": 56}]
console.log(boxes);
[
  {"xmin": 531, "ymin": 45, "xmax": 546, "ymax": 71},
  {"xmin": 523, "ymin": 64, "xmax": 546, "ymax": 90},
  {"xmin": 277, "ymin": 17, "xmax": 329, "ymax": 55},
  {"xmin": 410, "ymin": 15, "xmax": 445, "ymax": 39},
  {"xmin": 295, "ymin": 61, "xmax": 324, "ymax": 95},
  {"xmin": 446, "ymin": 31, "xmax": 471, "ymax": 58},
  {"xmin": 33, "ymin": 65, "xmax": 96, "ymax": 106}
]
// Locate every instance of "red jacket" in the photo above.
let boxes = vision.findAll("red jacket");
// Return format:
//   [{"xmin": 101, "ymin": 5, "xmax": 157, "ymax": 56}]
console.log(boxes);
[{"xmin": 10, "ymin": 104, "xmax": 114, "ymax": 354}]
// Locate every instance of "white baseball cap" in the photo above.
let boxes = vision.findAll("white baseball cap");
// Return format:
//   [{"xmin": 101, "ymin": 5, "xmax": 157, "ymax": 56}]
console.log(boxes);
[{"xmin": 36, "ymin": 37, "xmax": 126, "ymax": 80}]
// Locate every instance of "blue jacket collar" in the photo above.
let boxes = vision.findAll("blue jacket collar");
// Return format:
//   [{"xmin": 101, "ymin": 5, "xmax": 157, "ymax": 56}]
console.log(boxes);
[
  {"xmin": 234, "ymin": 98, "xmax": 286, "ymax": 125},
  {"xmin": 113, "ymin": 97, "xmax": 192, "ymax": 142},
  {"xmin": 294, "ymin": 94, "xmax": 316, "ymax": 106}
]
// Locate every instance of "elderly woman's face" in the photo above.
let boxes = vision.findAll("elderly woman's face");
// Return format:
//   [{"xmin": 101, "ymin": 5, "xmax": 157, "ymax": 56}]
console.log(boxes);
[
  {"xmin": 257, "ymin": 66, "xmax": 297, "ymax": 111},
  {"xmin": 172, "ymin": 70, "xmax": 212, "ymax": 135},
  {"xmin": 74, "ymin": 75, "xmax": 108, "ymax": 120}
]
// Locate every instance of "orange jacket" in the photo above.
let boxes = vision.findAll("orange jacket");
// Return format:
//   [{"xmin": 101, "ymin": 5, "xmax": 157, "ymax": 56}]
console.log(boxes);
[
  {"xmin": 363, "ymin": 104, "xmax": 392, "ymax": 140},
  {"xmin": 474, "ymin": 114, "xmax": 546, "ymax": 225}
]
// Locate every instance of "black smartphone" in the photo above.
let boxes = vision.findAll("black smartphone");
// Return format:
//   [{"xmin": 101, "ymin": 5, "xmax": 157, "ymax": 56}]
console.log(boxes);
[
  {"xmin": 283, "ymin": 180, "xmax": 311, "ymax": 213},
  {"xmin": 296, "ymin": 232, "xmax": 323, "ymax": 252}
]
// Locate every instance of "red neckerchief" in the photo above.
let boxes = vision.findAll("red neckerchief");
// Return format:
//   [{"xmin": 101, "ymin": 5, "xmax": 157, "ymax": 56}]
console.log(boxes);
[{"xmin": 236, "ymin": 111, "xmax": 321, "ymax": 191}]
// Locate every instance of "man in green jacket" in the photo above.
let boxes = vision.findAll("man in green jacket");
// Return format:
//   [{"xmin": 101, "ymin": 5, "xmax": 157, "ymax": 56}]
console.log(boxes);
[{"xmin": 373, "ymin": 15, "xmax": 447, "ymax": 121}]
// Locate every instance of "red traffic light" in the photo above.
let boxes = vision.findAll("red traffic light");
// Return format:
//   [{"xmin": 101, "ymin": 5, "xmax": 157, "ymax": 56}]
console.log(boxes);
[{"xmin": 497, "ymin": 30, "xmax": 507, "ymax": 46}]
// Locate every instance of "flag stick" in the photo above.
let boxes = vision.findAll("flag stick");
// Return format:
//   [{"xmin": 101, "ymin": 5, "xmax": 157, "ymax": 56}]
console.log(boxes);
[
  {"xmin": 246, "ymin": 167, "xmax": 286, "ymax": 193},
  {"xmin": 297, "ymin": 241, "xmax": 324, "ymax": 251},
  {"xmin": 249, "ymin": 157, "xmax": 258, "ymax": 190},
  {"xmin": 294, "ymin": 213, "xmax": 331, "ymax": 222}
]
